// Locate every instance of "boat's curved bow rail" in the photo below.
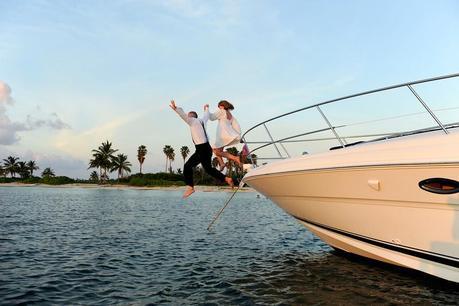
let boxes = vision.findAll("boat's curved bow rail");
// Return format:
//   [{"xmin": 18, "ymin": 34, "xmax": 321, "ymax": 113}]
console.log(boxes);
[{"xmin": 241, "ymin": 73, "xmax": 459, "ymax": 166}]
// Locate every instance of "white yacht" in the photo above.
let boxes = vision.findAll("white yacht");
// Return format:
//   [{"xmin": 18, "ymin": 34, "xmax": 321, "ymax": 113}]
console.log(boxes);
[{"xmin": 241, "ymin": 73, "xmax": 459, "ymax": 282}]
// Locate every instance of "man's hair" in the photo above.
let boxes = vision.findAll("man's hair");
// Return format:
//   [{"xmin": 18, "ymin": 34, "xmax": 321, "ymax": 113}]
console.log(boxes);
[
  {"xmin": 218, "ymin": 100, "xmax": 234, "ymax": 110},
  {"xmin": 188, "ymin": 111, "xmax": 198, "ymax": 118}
]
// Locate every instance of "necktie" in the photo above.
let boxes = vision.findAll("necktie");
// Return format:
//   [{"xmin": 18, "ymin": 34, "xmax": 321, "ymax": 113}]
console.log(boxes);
[{"xmin": 200, "ymin": 120, "xmax": 208, "ymax": 142}]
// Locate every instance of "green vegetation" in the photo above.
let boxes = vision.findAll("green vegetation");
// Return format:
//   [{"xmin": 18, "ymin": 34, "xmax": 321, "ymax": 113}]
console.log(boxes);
[
  {"xmin": 0, "ymin": 176, "xmax": 75, "ymax": 185},
  {"xmin": 41, "ymin": 176, "xmax": 75, "ymax": 185},
  {"xmin": 124, "ymin": 173, "xmax": 185, "ymax": 187}
]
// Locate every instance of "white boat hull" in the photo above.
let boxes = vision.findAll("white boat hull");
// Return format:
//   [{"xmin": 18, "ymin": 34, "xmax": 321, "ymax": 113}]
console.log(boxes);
[{"xmin": 243, "ymin": 131, "xmax": 459, "ymax": 282}]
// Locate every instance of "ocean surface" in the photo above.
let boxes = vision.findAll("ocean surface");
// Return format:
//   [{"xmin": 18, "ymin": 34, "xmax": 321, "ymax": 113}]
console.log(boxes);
[{"xmin": 1, "ymin": 186, "xmax": 458, "ymax": 305}]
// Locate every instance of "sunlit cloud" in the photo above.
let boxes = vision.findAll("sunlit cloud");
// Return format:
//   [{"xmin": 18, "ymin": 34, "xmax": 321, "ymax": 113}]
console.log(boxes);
[{"xmin": 54, "ymin": 105, "xmax": 158, "ymax": 159}]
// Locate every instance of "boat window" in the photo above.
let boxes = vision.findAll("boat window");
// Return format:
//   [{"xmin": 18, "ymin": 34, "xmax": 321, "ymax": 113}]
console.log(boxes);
[{"xmin": 418, "ymin": 178, "xmax": 459, "ymax": 194}]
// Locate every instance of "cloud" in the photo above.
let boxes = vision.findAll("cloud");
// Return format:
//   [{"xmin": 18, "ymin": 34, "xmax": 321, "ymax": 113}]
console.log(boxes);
[
  {"xmin": 0, "ymin": 115, "xmax": 25, "ymax": 145},
  {"xmin": 0, "ymin": 81, "xmax": 14, "ymax": 105},
  {"xmin": 0, "ymin": 80, "xmax": 71, "ymax": 145},
  {"xmin": 54, "ymin": 108, "xmax": 147, "ymax": 159},
  {"xmin": 26, "ymin": 112, "xmax": 71, "ymax": 130}
]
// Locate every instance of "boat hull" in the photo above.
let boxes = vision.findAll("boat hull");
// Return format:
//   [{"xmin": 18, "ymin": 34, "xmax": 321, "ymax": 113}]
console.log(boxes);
[{"xmin": 244, "ymin": 163, "xmax": 459, "ymax": 282}]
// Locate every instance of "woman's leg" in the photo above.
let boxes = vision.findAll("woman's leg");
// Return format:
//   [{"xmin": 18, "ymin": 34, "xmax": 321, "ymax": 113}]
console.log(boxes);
[
  {"xmin": 200, "ymin": 144, "xmax": 230, "ymax": 186},
  {"xmin": 221, "ymin": 150, "xmax": 242, "ymax": 166},
  {"xmin": 213, "ymin": 148, "xmax": 226, "ymax": 170}
]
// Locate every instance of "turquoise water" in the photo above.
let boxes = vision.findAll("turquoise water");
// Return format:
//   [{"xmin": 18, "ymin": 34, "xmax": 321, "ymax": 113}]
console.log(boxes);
[{"xmin": 0, "ymin": 186, "xmax": 457, "ymax": 305}]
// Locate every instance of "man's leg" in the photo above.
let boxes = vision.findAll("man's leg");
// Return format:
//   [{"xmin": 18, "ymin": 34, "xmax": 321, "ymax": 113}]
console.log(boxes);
[
  {"xmin": 200, "ymin": 144, "xmax": 233, "ymax": 187},
  {"xmin": 183, "ymin": 151, "xmax": 200, "ymax": 198}
]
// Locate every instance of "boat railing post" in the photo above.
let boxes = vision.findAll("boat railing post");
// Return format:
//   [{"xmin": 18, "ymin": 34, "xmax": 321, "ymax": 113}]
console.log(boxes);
[
  {"xmin": 263, "ymin": 123, "xmax": 284, "ymax": 158},
  {"xmin": 278, "ymin": 139, "xmax": 291, "ymax": 158},
  {"xmin": 316, "ymin": 106, "xmax": 346, "ymax": 147},
  {"xmin": 262, "ymin": 124, "xmax": 290, "ymax": 158},
  {"xmin": 407, "ymin": 84, "xmax": 449, "ymax": 134},
  {"xmin": 280, "ymin": 143, "xmax": 291, "ymax": 158}
]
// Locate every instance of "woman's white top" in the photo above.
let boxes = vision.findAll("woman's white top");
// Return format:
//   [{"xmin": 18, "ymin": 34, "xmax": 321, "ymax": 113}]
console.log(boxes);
[{"xmin": 206, "ymin": 108, "xmax": 241, "ymax": 148}]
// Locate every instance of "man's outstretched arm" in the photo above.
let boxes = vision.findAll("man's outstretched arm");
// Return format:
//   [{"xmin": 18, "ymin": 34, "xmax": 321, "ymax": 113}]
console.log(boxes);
[{"xmin": 170, "ymin": 100, "xmax": 192, "ymax": 125}]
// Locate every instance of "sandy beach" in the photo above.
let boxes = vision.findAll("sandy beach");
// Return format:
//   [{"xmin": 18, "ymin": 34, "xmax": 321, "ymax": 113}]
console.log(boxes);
[{"xmin": 0, "ymin": 182, "xmax": 255, "ymax": 192}]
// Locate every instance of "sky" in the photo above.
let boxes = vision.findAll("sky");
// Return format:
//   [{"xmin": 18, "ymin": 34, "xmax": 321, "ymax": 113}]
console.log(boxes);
[{"xmin": 1, "ymin": 0, "xmax": 459, "ymax": 178}]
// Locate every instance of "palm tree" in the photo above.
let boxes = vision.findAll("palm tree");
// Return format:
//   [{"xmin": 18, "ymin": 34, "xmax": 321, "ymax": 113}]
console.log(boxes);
[
  {"xmin": 17, "ymin": 161, "xmax": 30, "ymax": 179},
  {"xmin": 3, "ymin": 156, "xmax": 19, "ymax": 178},
  {"xmin": 0, "ymin": 165, "xmax": 5, "ymax": 178},
  {"xmin": 89, "ymin": 171, "xmax": 99, "ymax": 182},
  {"xmin": 110, "ymin": 154, "xmax": 132, "ymax": 179},
  {"xmin": 163, "ymin": 145, "xmax": 173, "ymax": 172},
  {"xmin": 180, "ymin": 146, "xmax": 190, "ymax": 168},
  {"xmin": 41, "ymin": 167, "xmax": 55, "ymax": 178},
  {"xmin": 168, "ymin": 149, "xmax": 175, "ymax": 173},
  {"xmin": 88, "ymin": 153, "xmax": 104, "ymax": 181},
  {"xmin": 26, "ymin": 160, "xmax": 39, "ymax": 177},
  {"xmin": 89, "ymin": 140, "xmax": 118, "ymax": 182},
  {"xmin": 137, "ymin": 145, "xmax": 147, "ymax": 174}
]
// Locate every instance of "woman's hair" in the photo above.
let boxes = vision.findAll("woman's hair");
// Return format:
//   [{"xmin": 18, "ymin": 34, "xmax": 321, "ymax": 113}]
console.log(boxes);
[{"xmin": 218, "ymin": 100, "xmax": 234, "ymax": 110}]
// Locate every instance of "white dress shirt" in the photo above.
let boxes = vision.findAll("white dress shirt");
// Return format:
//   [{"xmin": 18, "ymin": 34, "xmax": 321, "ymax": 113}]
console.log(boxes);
[
  {"xmin": 206, "ymin": 108, "xmax": 241, "ymax": 148},
  {"xmin": 175, "ymin": 107, "xmax": 209, "ymax": 145}
]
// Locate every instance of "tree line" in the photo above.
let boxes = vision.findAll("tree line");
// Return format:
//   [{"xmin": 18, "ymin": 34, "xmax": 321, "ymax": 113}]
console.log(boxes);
[
  {"xmin": 0, "ymin": 141, "xmax": 257, "ymax": 184},
  {"xmin": 0, "ymin": 156, "xmax": 55, "ymax": 179}
]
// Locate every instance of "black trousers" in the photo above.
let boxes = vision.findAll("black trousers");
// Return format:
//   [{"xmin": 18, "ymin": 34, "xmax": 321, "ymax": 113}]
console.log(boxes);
[{"xmin": 184, "ymin": 142, "xmax": 226, "ymax": 187}]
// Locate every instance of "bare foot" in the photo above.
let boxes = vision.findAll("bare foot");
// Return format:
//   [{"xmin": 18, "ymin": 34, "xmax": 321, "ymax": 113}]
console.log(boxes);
[
  {"xmin": 225, "ymin": 177, "xmax": 234, "ymax": 189},
  {"xmin": 182, "ymin": 186, "xmax": 195, "ymax": 198}
]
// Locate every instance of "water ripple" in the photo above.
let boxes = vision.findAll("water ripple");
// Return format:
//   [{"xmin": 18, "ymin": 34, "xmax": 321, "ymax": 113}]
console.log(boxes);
[{"xmin": 0, "ymin": 187, "xmax": 457, "ymax": 305}]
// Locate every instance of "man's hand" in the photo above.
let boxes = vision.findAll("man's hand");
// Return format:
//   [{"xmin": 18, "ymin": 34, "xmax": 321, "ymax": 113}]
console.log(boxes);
[{"xmin": 170, "ymin": 100, "xmax": 177, "ymax": 111}]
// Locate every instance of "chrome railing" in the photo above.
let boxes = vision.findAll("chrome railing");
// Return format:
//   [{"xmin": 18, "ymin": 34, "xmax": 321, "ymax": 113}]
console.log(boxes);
[{"xmin": 241, "ymin": 72, "xmax": 459, "ymax": 163}]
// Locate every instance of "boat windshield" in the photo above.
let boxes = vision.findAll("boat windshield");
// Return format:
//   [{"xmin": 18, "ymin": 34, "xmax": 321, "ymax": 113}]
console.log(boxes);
[{"xmin": 241, "ymin": 73, "xmax": 459, "ymax": 165}]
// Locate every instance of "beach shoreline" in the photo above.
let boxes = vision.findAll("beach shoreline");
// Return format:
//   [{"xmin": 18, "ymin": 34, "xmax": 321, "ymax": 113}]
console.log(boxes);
[{"xmin": 0, "ymin": 182, "xmax": 255, "ymax": 192}]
